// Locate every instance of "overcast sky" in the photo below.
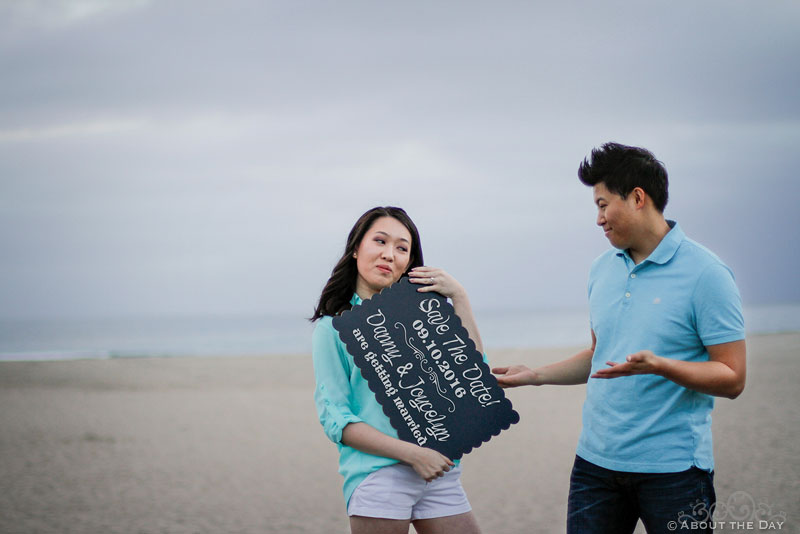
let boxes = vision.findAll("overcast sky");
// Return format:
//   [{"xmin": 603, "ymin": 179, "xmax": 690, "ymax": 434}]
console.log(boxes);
[{"xmin": 1, "ymin": 0, "xmax": 798, "ymax": 320}]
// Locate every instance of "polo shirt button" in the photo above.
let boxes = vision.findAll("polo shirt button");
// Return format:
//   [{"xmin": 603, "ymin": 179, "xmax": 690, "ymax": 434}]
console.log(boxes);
[
  {"xmin": 630, "ymin": 274, "xmax": 636, "ymax": 278},
  {"xmin": 625, "ymin": 292, "xmax": 631, "ymax": 298}
]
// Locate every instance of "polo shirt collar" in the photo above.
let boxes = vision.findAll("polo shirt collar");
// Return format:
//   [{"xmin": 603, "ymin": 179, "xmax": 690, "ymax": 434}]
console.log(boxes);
[
  {"xmin": 350, "ymin": 293, "xmax": 363, "ymax": 306},
  {"xmin": 617, "ymin": 220, "xmax": 684, "ymax": 266}
]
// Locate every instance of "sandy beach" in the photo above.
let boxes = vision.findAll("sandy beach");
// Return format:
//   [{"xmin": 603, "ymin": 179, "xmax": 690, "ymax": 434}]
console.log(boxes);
[{"xmin": 1, "ymin": 333, "xmax": 797, "ymax": 534}]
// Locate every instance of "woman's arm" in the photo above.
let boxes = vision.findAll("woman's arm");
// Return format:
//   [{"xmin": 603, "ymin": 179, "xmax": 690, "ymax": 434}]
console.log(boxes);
[
  {"xmin": 312, "ymin": 319, "xmax": 367, "ymax": 444},
  {"xmin": 341, "ymin": 422, "xmax": 454, "ymax": 482}
]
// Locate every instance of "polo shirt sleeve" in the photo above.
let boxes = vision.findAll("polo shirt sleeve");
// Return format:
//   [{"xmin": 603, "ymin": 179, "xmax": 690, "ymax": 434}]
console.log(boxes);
[
  {"xmin": 312, "ymin": 319, "xmax": 364, "ymax": 444},
  {"xmin": 692, "ymin": 263, "xmax": 746, "ymax": 346}
]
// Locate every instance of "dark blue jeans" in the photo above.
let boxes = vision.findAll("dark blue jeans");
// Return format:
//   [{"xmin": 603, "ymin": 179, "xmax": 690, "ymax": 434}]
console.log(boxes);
[{"xmin": 567, "ymin": 455, "xmax": 716, "ymax": 534}]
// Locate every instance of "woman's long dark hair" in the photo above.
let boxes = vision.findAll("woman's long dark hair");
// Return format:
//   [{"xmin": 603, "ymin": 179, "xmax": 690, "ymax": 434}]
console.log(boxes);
[{"xmin": 311, "ymin": 206, "xmax": 423, "ymax": 321}]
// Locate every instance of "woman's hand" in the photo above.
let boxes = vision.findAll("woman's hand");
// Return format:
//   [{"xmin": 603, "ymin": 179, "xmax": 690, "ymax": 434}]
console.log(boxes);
[
  {"xmin": 406, "ymin": 446, "xmax": 455, "ymax": 482},
  {"xmin": 408, "ymin": 266, "xmax": 484, "ymax": 354},
  {"xmin": 341, "ymin": 422, "xmax": 453, "ymax": 482},
  {"xmin": 408, "ymin": 266, "xmax": 466, "ymax": 300}
]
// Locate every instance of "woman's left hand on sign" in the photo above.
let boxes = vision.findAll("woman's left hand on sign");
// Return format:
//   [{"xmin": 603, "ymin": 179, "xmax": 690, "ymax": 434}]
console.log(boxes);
[
  {"xmin": 409, "ymin": 265, "xmax": 484, "ymax": 354},
  {"xmin": 408, "ymin": 267, "xmax": 466, "ymax": 300}
]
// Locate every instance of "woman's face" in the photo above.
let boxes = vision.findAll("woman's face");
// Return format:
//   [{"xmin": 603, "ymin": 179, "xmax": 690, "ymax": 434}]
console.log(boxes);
[{"xmin": 354, "ymin": 216, "xmax": 413, "ymax": 299}]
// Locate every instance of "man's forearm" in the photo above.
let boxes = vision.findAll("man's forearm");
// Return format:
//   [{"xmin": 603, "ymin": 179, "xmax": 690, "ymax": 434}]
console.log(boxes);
[
  {"xmin": 656, "ymin": 358, "xmax": 745, "ymax": 399},
  {"xmin": 591, "ymin": 340, "xmax": 746, "ymax": 399},
  {"xmin": 494, "ymin": 331, "xmax": 595, "ymax": 388}
]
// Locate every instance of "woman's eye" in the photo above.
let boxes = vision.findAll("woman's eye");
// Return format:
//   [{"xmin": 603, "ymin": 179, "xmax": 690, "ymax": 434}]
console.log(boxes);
[{"xmin": 375, "ymin": 238, "xmax": 385, "ymax": 244}]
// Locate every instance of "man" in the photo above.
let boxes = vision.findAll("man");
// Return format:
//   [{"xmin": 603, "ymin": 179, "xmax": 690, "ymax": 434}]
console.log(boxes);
[{"xmin": 493, "ymin": 142, "xmax": 746, "ymax": 534}]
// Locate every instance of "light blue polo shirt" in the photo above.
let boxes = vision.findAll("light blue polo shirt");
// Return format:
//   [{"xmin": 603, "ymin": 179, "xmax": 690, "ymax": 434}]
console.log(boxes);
[{"xmin": 577, "ymin": 221, "xmax": 745, "ymax": 473}]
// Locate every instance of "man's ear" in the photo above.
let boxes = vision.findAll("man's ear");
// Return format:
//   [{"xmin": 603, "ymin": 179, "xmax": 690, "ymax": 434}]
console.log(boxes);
[{"xmin": 632, "ymin": 187, "xmax": 648, "ymax": 209}]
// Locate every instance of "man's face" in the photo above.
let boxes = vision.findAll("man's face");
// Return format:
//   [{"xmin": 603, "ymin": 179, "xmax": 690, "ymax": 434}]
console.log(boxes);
[{"xmin": 593, "ymin": 182, "xmax": 638, "ymax": 250}]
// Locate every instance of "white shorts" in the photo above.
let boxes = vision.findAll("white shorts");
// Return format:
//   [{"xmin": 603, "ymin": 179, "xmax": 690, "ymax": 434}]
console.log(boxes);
[{"xmin": 347, "ymin": 463, "xmax": 472, "ymax": 521}]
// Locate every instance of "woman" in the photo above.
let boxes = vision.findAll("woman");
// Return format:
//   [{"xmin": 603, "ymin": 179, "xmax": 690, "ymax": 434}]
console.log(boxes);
[{"xmin": 311, "ymin": 206, "xmax": 483, "ymax": 534}]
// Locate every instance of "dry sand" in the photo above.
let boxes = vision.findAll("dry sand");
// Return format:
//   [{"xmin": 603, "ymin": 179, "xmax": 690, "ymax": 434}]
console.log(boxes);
[{"xmin": 0, "ymin": 333, "xmax": 797, "ymax": 534}]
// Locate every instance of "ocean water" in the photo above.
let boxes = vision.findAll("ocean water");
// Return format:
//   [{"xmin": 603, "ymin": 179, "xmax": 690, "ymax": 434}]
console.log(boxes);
[{"xmin": 0, "ymin": 304, "xmax": 798, "ymax": 361}]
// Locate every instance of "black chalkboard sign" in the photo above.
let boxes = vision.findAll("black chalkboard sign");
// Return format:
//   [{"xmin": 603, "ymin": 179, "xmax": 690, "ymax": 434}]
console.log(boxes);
[{"xmin": 332, "ymin": 277, "xmax": 519, "ymax": 460}]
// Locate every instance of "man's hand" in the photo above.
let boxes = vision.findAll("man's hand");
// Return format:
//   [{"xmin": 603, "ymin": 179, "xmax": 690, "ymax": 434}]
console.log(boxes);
[{"xmin": 591, "ymin": 350, "xmax": 661, "ymax": 379}]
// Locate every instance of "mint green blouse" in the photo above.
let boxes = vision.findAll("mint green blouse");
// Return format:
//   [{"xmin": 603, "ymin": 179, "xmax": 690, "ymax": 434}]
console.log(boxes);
[
  {"xmin": 312, "ymin": 293, "xmax": 478, "ymax": 507},
  {"xmin": 312, "ymin": 294, "xmax": 400, "ymax": 506}
]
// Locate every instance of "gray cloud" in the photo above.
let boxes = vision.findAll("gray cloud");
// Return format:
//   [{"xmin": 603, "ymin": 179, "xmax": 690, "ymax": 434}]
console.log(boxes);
[{"xmin": 1, "ymin": 0, "xmax": 798, "ymax": 319}]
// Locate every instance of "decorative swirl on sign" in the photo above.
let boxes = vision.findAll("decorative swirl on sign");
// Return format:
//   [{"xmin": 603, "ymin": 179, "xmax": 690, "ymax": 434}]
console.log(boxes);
[
  {"xmin": 429, "ymin": 372, "xmax": 456, "ymax": 413},
  {"xmin": 395, "ymin": 322, "xmax": 455, "ymax": 412},
  {"xmin": 394, "ymin": 322, "xmax": 433, "ymax": 374}
]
